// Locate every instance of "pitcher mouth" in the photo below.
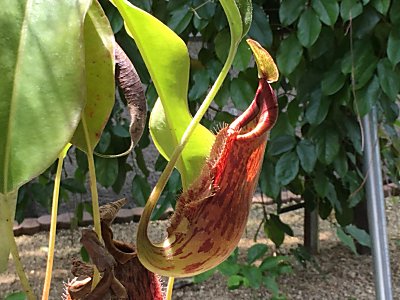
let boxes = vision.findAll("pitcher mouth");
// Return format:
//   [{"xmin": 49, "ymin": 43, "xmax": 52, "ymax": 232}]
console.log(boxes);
[{"xmin": 229, "ymin": 78, "xmax": 278, "ymax": 141}]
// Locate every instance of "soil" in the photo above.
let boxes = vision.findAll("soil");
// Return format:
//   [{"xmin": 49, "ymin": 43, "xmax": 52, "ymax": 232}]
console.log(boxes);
[{"xmin": 1, "ymin": 195, "xmax": 399, "ymax": 300}]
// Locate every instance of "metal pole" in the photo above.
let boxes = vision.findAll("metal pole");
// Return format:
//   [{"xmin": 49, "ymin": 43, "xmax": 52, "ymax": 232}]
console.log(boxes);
[{"xmin": 362, "ymin": 107, "xmax": 393, "ymax": 300}]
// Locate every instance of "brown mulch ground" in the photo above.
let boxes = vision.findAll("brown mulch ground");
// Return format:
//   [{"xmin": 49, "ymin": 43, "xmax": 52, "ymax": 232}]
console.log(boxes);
[{"xmin": 1, "ymin": 197, "xmax": 399, "ymax": 300}]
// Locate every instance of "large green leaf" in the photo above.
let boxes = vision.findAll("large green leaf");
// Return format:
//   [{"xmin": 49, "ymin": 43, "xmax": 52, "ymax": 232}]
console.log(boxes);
[
  {"xmin": 71, "ymin": 0, "xmax": 115, "ymax": 151},
  {"xmin": 111, "ymin": 0, "xmax": 215, "ymax": 188},
  {"xmin": 0, "ymin": 0, "xmax": 91, "ymax": 193}
]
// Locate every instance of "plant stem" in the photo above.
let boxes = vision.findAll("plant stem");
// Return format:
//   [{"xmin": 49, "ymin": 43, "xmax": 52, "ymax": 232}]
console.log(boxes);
[
  {"xmin": 3, "ymin": 192, "xmax": 36, "ymax": 299},
  {"xmin": 166, "ymin": 277, "xmax": 175, "ymax": 300},
  {"xmin": 81, "ymin": 114, "xmax": 101, "ymax": 287},
  {"xmin": 41, "ymin": 144, "xmax": 71, "ymax": 300}
]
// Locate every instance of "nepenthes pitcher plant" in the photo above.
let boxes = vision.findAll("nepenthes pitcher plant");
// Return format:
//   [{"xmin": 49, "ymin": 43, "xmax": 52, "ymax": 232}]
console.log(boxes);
[{"xmin": 65, "ymin": 38, "xmax": 279, "ymax": 299}]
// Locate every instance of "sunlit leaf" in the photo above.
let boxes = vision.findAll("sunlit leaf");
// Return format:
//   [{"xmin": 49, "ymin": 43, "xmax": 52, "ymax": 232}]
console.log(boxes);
[
  {"xmin": 0, "ymin": 0, "xmax": 91, "ymax": 193},
  {"xmin": 71, "ymin": 0, "xmax": 115, "ymax": 152},
  {"xmin": 111, "ymin": 0, "xmax": 215, "ymax": 188}
]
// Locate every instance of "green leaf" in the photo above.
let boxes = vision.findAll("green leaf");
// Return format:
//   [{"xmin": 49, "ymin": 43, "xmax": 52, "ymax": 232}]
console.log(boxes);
[
  {"xmin": 218, "ymin": 261, "xmax": 241, "ymax": 276},
  {"xmin": 354, "ymin": 76, "xmax": 380, "ymax": 116},
  {"xmin": 0, "ymin": 0, "xmax": 91, "ymax": 193},
  {"xmin": 342, "ymin": 40, "xmax": 378, "ymax": 90},
  {"xmin": 103, "ymin": 2, "xmax": 124, "ymax": 33},
  {"xmin": 259, "ymin": 256, "xmax": 289, "ymax": 272},
  {"xmin": 342, "ymin": 116, "xmax": 362, "ymax": 153},
  {"xmin": 230, "ymin": 77, "xmax": 254, "ymax": 111},
  {"xmin": 333, "ymin": 149, "xmax": 348, "ymax": 178},
  {"xmin": 279, "ymin": 0, "xmax": 306, "ymax": 26},
  {"xmin": 345, "ymin": 224, "xmax": 371, "ymax": 247},
  {"xmin": 321, "ymin": 63, "xmax": 346, "ymax": 96},
  {"xmin": 316, "ymin": 127, "xmax": 340, "ymax": 164},
  {"xmin": 268, "ymin": 135, "xmax": 297, "ymax": 156},
  {"xmin": 80, "ymin": 246, "xmax": 90, "ymax": 263},
  {"xmin": 232, "ymin": 40, "xmax": 252, "ymax": 71},
  {"xmin": 263, "ymin": 276, "xmax": 279, "ymax": 296},
  {"xmin": 265, "ymin": 214, "xmax": 293, "ymax": 247},
  {"xmin": 227, "ymin": 274, "xmax": 244, "ymax": 289},
  {"xmin": 336, "ymin": 227, "xmax": 357, "ymax": 254},
  {"xmin": 370, "ymin": 0, "xmax": 390, "ymax": 15},
  {"xmin": 313, "ymin": 174, "xmax": 329, "ymax": 197},
  {"xmin": 248, "ymin": 4, "xmax": 273, "ymax": 47},
  {"xmin": 270, "ymin": 113, "xmax": 295, "ymax": 139},
  {"xmin": 70, "ymin": 1, "xmax": 115, "ymax": 152},
  {"xmin": 308, "ymin": 27, "xmax": 335, "ymax": 60},
  {"xmin": 297, "ymin": 8, "xmax": 322, "ymax": 48},
  {"xmin": 277, "ymin": 34, "xmax": 304, "ymax": 76},
  {"xmin": 377, "ymin": 58, "xmax": 400, "ymax": 100},
  {"xmin": 131, "ymin": 174, "xmax": 151, "ymax": 206},
  {"xmin": 189, "ymin": 69, "xmax": 210, "ymax": 101},
  {"xmin": 387, "ymin": 30, "xmax": 400, "ymax": 66},
  {"xmin": 260, "ymin": 160, "xmax": 280, "ymax": 199},
  {"xmin": 296, "ymin": 140, "xmax": 317, "ymax": 173},
  {"xmin": 167, "ymin": 5, "xmax": 193, "ymax": 35},
  {"xmin": 112, "ymin": 0, "xmax": 215, "ymax": 188},
  {"xmin": 94, "ymin": 157, "xmax": 118, "ymax": 187},
  {"xmin": 215, "ymin": 29, "xmax": 231, "ymax": 63},
  {"xmin": 247, "ymin": 244, "xmax": 268, "ymax": 264},
  {"xmin": 112, "ymin": 124, "xmax": 130, "ymax": 138},
  {"xmin": 389, "ymin": 0, "xmax": 400, "ymax": 25},
  {"xmin": 193, "ymin": 268, "xmax": 216, "ymax": 283},
  {"xmin": 4, "ymin": 291, "xmax": 27, "ymax": 300},
  {"xmin": 312, "ymin": 0, "xmax": 339, "ymax": 26},
  {"xmin": 352, "ymin": 6, "xmax": 380, "ymax": 38},
  {"xmin": 305, "ymin": 89, "xmax": 331, "ymax": 125},
  {"xmin": 241, "ymin": 266, "xmax": 263, "ymax": 288},
  {"xmin": 340, "ymin": 0, "xmax": 363, "ymax": 22},
  {"xmin": 218, "ymin": 0, "xmax": 243, "ymax": 43},
  {"xmin": 270, "ymin": 214, "xmax": 294, "ymax": 236},
  {"xmin": 275, "ymin": 151, "xmax": 300, "ymax": 185},
  {"xmin": 233, "ymin": 0, "xmax": 253, "ymax": 37},
  {"xmin": 326, "ymin": 182, "xmax": 342, "ymax": 213}
]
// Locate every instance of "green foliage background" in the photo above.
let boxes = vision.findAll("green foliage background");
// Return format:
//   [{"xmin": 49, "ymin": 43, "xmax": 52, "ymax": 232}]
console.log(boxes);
[{"xmin": 16, "ymin": 0, "xmax": 400, "ymax": 271}]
